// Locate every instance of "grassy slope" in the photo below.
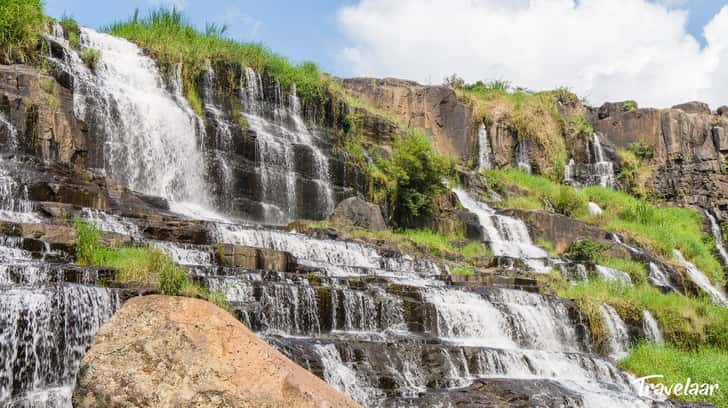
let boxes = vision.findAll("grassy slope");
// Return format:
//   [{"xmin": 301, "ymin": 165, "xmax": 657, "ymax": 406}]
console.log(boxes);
[{"xmin": 486, "ymin": 168, "xmax": 724, "ymax": 286}]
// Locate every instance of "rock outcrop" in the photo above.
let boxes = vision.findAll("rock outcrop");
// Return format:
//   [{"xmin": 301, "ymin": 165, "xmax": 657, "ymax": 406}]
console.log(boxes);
[
  {"xmin": 342, "ymin": 78, "xmax": 474, "ymax": 160},
  {"xmin": 590, "ymin": 103, "xmax": 728, "ymax": 221},
  {"xmin": 73, "ymin": 295, "xmax": 360, "ymax": 408},
  {"xmin": 329, "ymin": 196, "xmax": 386, "ymax": 231}
]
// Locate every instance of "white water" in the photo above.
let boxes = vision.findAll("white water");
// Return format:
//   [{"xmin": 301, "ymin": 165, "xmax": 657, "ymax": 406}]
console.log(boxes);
[
  {"xmin": 79, "ymin": 208, "xmax": 141, "ymax": 240},
  {"xmin": 563, "ymin": 158, "xmax": 576, "ymax": 185},
  {"xmin": 0, "ymin": 166, "xmax": 40, "ymax": 223},
  {"xmin": 705, "ymin": 209, "xmax": 728, "ymax": 268},
  {"xmin": 648, "ymin": 262, "xmax": 678, "ymax": 293},
  {"xmin": 673, "ymin": 249, "xmax": 728, "ymax": 306},
  {"xmin": 590, "ymin": 133, "xmax": 615, "ymax": 189},
  {"xmin": 513, "ymin": 139, "xmax": 531, "ymax": 173},
  {"xmin": 313, "ymin": 343, "xmax": 382, "ymax": 406},
  {"xmin": 52, "ymin": 28, "xmax": 212, "ymax": 217},
  {"xmin": 452, "ymin": 188, "xmax": 549, "ymax": 272},
  {"xmin": 594, "ymin": 265, "xmax": 632, "ymax": 286},
  {"xmin": 642, "ymin": 309, "xmax": 663, "ymax": 344},
  {"xmin": 0, "ymin": 112, "xmax": 18, "ymax": 151},
  {"xmin": 599, "ymin": 303, "xmax": 630, "ymax": 360},
  {"xmin": 239, "ymin": 68, "xmax": 334, "ymax": 223},
  {"xmin": 588, "ymin": 202, "xmax": 603, "ymax": 216},
  {"xmin": 477, "ymin": 123, "xmax": 492, "ymax": 171}
]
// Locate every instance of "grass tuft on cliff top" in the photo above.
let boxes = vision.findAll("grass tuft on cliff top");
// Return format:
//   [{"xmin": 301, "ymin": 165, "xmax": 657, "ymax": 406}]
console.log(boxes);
[
  {"xmin": 105, "ymin": 7, "xmax": 328, "ymax": 104},
  {"xmin": 0, "ymin": 0, "xmax": 45, "ymax": 64},
  {"xmin": 485, "ymin": 168, "xmax": 724, "ymax": 287}
]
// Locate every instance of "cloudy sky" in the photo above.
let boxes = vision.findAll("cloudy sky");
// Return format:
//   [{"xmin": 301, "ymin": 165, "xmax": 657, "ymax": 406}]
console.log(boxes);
[{"xmin": 45, "ymin": 0, "xmax": 728, "ymax": 108}]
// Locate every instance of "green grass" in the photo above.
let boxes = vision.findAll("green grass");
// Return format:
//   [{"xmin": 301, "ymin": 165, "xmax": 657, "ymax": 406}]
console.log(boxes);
[
  {"xmin": 484, "ymin": 168, "xmax": 724, "ymax": 287},
  {"xmin": 451, "ymin": 266, "xmax": 475, "ymax": 276},
  {"xmin": 105, "ymin": 8, "xmax": 329, "ymax": 105},
  {"xmin": 0, "ymin": 0, "xmax": 45, "ymax": 64},
  {"xmin": 620, "ymin": 344, "xmax": 728, "ymax": 407},
  {"xmin": 557, "ymin": 280, "xmax": 728, "ymax": 352},
  {"xmin": 59, "ymin": 15, "xmax": 80, "ymax": 50},
  {"xmin": 81, "ymin": 47, "xmax": 100, "ymax": 70},
  {"xmin": 462, "ymin": 241, "xmax": 492, "ymax": 259},
  {"xmin": 74, "ymin": 220, "xmax": 231, "ymax": 310}
]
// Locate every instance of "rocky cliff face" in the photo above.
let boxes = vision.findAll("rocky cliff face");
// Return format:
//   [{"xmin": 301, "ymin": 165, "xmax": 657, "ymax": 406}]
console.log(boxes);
[
  {"xmin": 590, "ymin": 103, "xmax": 728, "ymax": 221},
  {"xmin": 342, "ymin": 78, "xmax": 474, "ymax": 160},
  {"xmin": 73, "ymin": 295, "xmax": 360, "ymax": 408}
]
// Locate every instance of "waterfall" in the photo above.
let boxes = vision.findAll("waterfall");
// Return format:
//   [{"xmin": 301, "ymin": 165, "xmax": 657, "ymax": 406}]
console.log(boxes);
[
  {"xmin": 49, "ymin": 28, "xmax": 213, "ymax": 217},
  {"xmin": 590, "ymin": 133, "xmax": 615, "ymax": 189},
  {"xmin": 0, "ymin": 283, "xmax": 119, "ymax": 407},
  {"xmin": 563, "ymin": 158, "xmax": 576, "ymax": 185},
  {"xmin": 673, "ymin": 249, "xmax": 728, "ymax": 306},
  {"xmin": 599, "ymin": 303, "xmax": 630, "ymax": 360},
  {"xmin": 0, "ymin": 166, "xmax": 39, "ymax": 223},
  {"xmin": 648, "ymin": 262, "xmax": 678, "ymax": 293},
  {"xmin": 452, "ymin": 188, "xmax": 549, "ymax": 272},
  {"xmin": 594, "ymin": 265, "xmax": 632, "ymax": 286},
  {"xmin": 705, "ymin": 209, "xmax": 728, "ymax": 268},
  {"xmin": 238, "ymin": 68, "xmax": 334, "ymax": 223},
  {"xmin": 0, "ymin": 112, "xmax": 18, "ymax": 151},
  {"xmin": 513, "ymin": 139, "xmax": 531, "ymax": 173},
  {"xmin": 79, "ymin": 208, "xmax": 142, "ymax": 240},
  {"xmin": 313, "ymin": 343, "xmax": 381, "ymax": 406},
  {"xmin": 642, "ymin": 309, "xmax": 663, "ymax": 344},
  {"xmin": 477, "ymin": 123, "xmax": 492, "ymax": 171}
]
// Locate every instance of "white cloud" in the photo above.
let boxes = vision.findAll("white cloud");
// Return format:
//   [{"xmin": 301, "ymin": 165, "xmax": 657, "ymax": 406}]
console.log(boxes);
[
  {"xmin": 147, "ymin": 0, "xmax": 187, "ymax": 10},
  {"xmin": 337, "ymin": 0, "xmax": 728, "ymax": 108},
  {"xmin": 221, "ymin": 7, "xmax": 263, "ymax": 40}
]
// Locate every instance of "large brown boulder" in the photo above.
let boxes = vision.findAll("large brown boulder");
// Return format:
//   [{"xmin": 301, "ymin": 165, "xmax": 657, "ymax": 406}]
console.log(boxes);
[
  {"xmin": 73, "ymin": 296, "xmax": 361, "ymax": 408},
  {"xmin": 342, "ymin": 78, "xmax": 473, "ymax": 160},
  {"xmin": 671, "ymin": 101, "xmax": 711, "ymax": 115},
  {"xmin": 329, "ymin": 196, "xmax": 386, "ymax": 231}
]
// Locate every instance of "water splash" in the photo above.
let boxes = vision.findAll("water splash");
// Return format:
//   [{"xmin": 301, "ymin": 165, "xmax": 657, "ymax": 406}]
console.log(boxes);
[
  {"xmin": 477, "ymin": 123, "xmax": 492, "ymax": 171},
  {"xmin": 705, "ymin": 209, "xmax": 728, "ymax": 268},
  {"xmin": 673, "ymin": 249, "xmax": 728, "ymax": 306},
  {"xmin": 599, "ymin": 303, "xmax": 630, "ymax": 360},
  {"xmin": 642, "ymin": 309, "xmax": 663, "ymax": 344},
  {"xmin": 452, "ymin": 188, "xmax": 549, "ymax": 272},
  {"xmin": 594, "ymin": 265, "xmax": 632, "ymax": 286}
]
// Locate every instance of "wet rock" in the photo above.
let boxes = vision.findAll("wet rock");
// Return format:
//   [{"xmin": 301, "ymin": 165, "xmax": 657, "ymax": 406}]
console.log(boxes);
[
  {"xmin": 214, "ymin": 244, "xmax": 295, "ymax": 272},
  {"xmin": 329, "ymin": 196, "xmax": 386, "ymax": 231},
  {"xmin": 73, "ymin": 296, "xmax": 360, "ymax": 408},
  {"xmin": 718, "ymin": 106, "xmax": 728, "ymax": 117}
]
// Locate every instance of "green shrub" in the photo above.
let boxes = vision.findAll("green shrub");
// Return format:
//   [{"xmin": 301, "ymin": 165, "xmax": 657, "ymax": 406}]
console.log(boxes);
[
  {"xmin": 623, "ymin": 100, "xmax": 638, "ymax": 111},
  {"xmin": 550, "ymin": 185, "xmax": 587, "ymax": 217},
  {"xmin": 159, "ymin": 260, "xmax": 189, "ymax": 295},
  {"xmin": 81, "ymin": 48, "xmax": 100, "ymax": 70},
  {"xmin": 451, "ymin": 266, "xmax": 474, "ymax": 276},
  {"xmin": 627, "ymin": 141, "xmax": 654, "ymax": 160},
  {"xmin": 566, "ymin": 239, "xmax": 611, "ymax": 262},
  {"xmin": 378, "ymin": 131, "xmax": 448, "ymax": 226},
  {"xmin": 74, "ymin": 218, "xmax": 103, "ymax": 264},
  {"xmin": 0, "ymin": 0, "xmax": 45, "ymax": 64}
]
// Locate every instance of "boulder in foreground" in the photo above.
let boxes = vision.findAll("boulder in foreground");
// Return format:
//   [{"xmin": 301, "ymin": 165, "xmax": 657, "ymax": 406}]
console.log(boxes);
[{"xmin": 73, "ymin": 295, "xmax": 360, "ymax": 408}]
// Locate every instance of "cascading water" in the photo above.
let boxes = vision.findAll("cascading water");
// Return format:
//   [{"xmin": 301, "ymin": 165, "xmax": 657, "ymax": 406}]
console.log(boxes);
[
  {"xmin": 590, "ymin": 133, "xmax": 615, "ymax": 188},
  {"xmin": 705, "ymin": 209, "xmax": 728, "ymax": 268},
  {"xmin": 648, "ymin": 262, "xmax": 678, "ymax": 293},
  {"xmin": 673, "ymin": 249, "xmax": 728, "ymax": 306},
  {"xmin": 452, "ymin": 188, "xmax": 549, "ymax": 272},
  {"xmin": 642, "ymin": 309, "xmax": 663, "ymax": 344},
  {"xmin": 594, "ymin": 265, "xmax": 632, "ymax": 286},
  {"xmin": 588, "ymin": 201, "xmax": 603, "ymax": 216},
  {"xmin": 513, "ymin": 138, "xmax": 531, "ymax": 173},
  {"xmin": 48, "ymin": 28, "xmax": 213, "ymax": 218},
  {"xmin": 477, "ymin": 123, "xmax": 493, "ymax": 171},
  {"xmin": 599, "ymin": 303, "xmax": 631, "ymax": 360},
  {"xmin": 237, "ymin": 68, "xmax": 334, "ymax": 223}
]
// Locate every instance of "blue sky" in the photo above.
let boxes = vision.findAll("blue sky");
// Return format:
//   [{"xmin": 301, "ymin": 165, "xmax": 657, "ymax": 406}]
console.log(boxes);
[{"xmin": 45, "ymin": 1, "xmax": 728, "ymax": 107}]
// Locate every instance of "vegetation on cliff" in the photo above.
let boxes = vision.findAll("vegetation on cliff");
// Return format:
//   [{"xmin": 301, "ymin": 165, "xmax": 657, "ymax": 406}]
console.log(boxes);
[
  {"xmin": 106, "ymin": 8, "xmax": 332, "ymax": 112},
  {"xmin": 74, "ymin": 220, "xmax": 231, "ymax": 310},
  {"xmin": 0, "ymin": 0, "xmax": 45, "ymax": 64},
  {"xmin": 485, "ymin": 168, "xmax": 724, "ymax": 286}
]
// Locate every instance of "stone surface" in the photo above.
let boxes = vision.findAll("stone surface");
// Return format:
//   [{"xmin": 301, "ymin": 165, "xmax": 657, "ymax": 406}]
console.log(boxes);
[
  {"xmin": 329, "ymin": 196, "xmax": 386, "ymax": 231},
  {"xmin": 671, "ymin": 101, "xmax": 711, "ymax": 115},
  {"xmin": 73, "ymin": 295, "xmax": 360, "ymax": 408},
  {"xmin": 342, "ymin": 77, "xmax": 473, "ymax": 160},
  {"xmin": 214, "ymin": 244, "xmax": 295, "ymax": 272},
  {"xmin": 718, "ymin": 106, "xmax": 728, "ymax": 117}
]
